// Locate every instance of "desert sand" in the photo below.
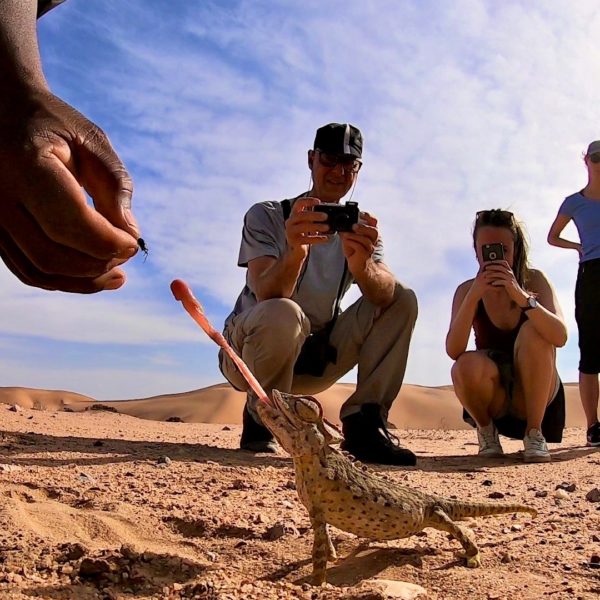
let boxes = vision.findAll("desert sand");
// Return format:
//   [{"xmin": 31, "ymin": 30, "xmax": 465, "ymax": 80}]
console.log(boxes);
[{"xmin": 0, "ymin": 382, "xmax": 598, "ymax": 600}]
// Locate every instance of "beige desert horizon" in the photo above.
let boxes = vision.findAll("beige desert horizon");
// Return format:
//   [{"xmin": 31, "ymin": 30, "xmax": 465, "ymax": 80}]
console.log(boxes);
[{"xmin": 0, "ymin": 380, "xmax": 588, "ymax": 430}]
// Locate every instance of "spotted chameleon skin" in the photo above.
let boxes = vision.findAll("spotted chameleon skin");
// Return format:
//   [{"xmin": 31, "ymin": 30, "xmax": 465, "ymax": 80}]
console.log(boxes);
[{"xmin": 256, "ymin": 390, "xmax": 537, "ymax": 585}]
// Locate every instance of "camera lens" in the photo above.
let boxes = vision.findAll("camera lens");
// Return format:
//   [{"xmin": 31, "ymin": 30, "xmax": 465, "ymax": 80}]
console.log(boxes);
[
  {"xmin": 489, "ymin": 252, "xmax": 497, "ymax": 260},
  {"xmin": 333, "ymin": 214, "xmax": 350, "ymax": 231}
]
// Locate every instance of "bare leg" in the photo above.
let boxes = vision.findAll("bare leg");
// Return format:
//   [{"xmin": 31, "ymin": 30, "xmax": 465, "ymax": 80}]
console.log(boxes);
[
  {"xmin": 451, "ymin": 351, "xmax": 506, "ymax": 427},
  {"xmin": 512, "ymin": 322, "xmax": 556, "ymax": 432},
  {"xmin": 429, "ymin": 508, "xmax": 481, "ymax": 567},
  {"xmin": 579, "ymin": 372, "xmax": 600, "ymax": 429}
]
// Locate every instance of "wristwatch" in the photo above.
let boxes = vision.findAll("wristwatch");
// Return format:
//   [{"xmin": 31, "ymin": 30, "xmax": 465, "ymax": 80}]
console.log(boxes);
[{"xmin": 521, "ymin": 296, "xmax": 538, "ymax": 312}]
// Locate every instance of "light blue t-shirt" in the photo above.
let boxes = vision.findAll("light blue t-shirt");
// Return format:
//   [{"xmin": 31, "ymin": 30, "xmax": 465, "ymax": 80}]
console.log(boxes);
[{"xmin": 558, "ymin": 192, "xmax": 600, "ymax": 263}]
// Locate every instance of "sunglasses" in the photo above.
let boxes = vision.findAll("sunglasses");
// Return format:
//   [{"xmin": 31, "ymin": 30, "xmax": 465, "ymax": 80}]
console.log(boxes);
[
  {"xmin": 589, "ymin": 154, "xmax": 600, "ymax": 164},
  {"xmin": 476, "ymin": 209, "xmax": 514, "ymax": 221},
  {"xmin": 315, "ymin": 150, "xmax": 362, "ymax": 174}
]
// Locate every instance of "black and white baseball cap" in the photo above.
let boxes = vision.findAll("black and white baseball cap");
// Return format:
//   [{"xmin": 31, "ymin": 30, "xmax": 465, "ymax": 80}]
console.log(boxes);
[
  {"xmin": 587, "ymin": 140, "xmax": 600, "ymax": 156},
  {"xmin": 313, "ymin": 123, "xmax": 363, "ymax": 159}
]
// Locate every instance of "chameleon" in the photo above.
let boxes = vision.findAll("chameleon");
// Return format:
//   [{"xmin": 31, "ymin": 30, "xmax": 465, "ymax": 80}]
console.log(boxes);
[
  {"xmin": 256, "ymin": 390, "xmax": 536, "ymax": 584},
  {"xmin": 170, "ymin": 279, "xmax": 537, "ymax": 585}
]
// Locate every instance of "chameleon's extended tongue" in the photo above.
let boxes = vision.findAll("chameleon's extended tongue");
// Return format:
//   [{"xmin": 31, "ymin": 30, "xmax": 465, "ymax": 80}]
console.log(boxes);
[{"xmin": 170, "ymin": 279, "xmax": 270, "ymax": 405}]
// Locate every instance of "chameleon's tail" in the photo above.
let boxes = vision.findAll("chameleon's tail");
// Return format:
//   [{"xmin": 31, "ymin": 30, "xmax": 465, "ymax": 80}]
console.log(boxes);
[{"xmin": 440, "ymin": 499, "xmax": 537, "ymax": 520}]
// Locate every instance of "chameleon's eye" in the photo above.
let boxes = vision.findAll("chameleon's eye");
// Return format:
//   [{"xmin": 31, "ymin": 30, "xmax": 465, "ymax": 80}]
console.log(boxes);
[{"xmin": 295, "ymin": 396, "xmax": 322, "ymax": 423}]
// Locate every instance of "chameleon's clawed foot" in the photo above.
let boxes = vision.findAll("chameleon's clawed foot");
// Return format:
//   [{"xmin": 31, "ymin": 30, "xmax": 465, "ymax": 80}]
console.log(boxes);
[{"xmin": 464, "ymin": 552, "xmax": 481, "ymax": 568}]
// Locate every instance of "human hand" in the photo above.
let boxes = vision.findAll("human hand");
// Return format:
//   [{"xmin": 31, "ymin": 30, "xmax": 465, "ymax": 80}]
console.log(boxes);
[
  {"xmin": 0, "ymin": 90, "xmax": 140, "ymax": 293},
  {"xmin": 339, "ymin": 211, "xmax": 378, "ymax": 275},
  {"xmin": 285, "ymin": 197, "xmax": 330, "ymax": 255},
  {"xmin": 481, "ymin": 260, "xmax": 525, "ymax": 302}
]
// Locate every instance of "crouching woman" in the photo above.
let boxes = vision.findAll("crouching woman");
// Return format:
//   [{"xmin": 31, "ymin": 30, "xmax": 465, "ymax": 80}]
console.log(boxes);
[{"xmin": 446, "ymin": 209, "xmax": 568, "ymax": 462}]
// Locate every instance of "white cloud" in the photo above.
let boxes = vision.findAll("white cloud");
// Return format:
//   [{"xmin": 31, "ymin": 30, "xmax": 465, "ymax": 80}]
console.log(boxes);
[{"xmin": 11, "ymin": 0, "xmax": 599, "ymax": 398}]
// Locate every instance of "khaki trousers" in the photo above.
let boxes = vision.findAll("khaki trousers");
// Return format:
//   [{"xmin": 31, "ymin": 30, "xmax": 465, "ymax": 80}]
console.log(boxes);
[{"xmin": 219, "ymin": 282, "xmax": 418, "ymax": 421}]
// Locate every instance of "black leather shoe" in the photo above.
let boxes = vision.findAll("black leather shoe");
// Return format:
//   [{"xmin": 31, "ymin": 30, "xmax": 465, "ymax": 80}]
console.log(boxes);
[
  {"xmin": 341, "ymin": 404, "xmax": 417, "ymax": 466},
  {"xmin": 240, "ymin": 403, "xmax": 277, "ymax": 453}
]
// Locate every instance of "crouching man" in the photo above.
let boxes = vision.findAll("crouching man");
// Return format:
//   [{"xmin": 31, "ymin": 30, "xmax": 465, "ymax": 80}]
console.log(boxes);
[{"xmin": 220, "ymin": 122, "xmax": 418, "ymax": 465}]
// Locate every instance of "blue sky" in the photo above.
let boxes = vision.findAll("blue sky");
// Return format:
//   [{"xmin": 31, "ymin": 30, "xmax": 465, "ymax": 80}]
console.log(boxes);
[{"xmin": 1, "ymin": 0, "xmax": 599, "ymax": 400}]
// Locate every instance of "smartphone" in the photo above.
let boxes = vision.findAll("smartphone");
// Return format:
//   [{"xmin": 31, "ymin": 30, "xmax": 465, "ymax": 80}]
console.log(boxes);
[{"xmin": 482, "ymin": 243, "xmax": 504, "ymax": 262}]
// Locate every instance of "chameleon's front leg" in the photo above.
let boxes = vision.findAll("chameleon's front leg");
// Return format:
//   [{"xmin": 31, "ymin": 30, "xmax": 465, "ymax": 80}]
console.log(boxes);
[
  {"xmin": 429, "ymin": 507, "xmax": 481, "ymax": 567},
  {"xmin": 310, "ymin": 512, "xmax": 333, "ymax": 585}
]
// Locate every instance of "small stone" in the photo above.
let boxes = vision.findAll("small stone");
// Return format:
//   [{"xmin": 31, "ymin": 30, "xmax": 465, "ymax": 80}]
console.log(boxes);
[
  {"xmin": 231, "ymin": 479, "xmax": 249, "ymax": 490},
  {"xmin": 501, "ymin": 552, "xmax": 513, "ymax": 563},
  {"xmin": 222, "ymin": 425, "xmax": 232, "ymax": 431},
  {"xmin": 78, "ymin": 472, "xmax": 95, "ymax": 484},
  {"xmin": 78, "ymin": 558, "xmax": 111, "ymax": 577},
  {"xmin": 482, "ymin": 480, "xmax": 493, "ymax": 486},
  {"xmin": 555, "ymin": 482, "xmax": 576, "ymax": 493},
  {"xmin": 157, "ymin": 456, "xmax": 172, "ymax": 466},
  {"xmin": 488, "ymin": 491, "xmax": 505, "ymax": 499},
  {"xmin": 264, "ymin": 523, "xmax": 286, "ymax": 541},
  {"xmin": 534, "ymin": 490, "xmax": 548, "ymax": 498},
  {"xmin": 8, "ymin": 405, "xmax": 22, "ymax": 413},
  {"xmin": 370, "ymin": 578, "xmax": 428, "ymax": 599},
  {"xmin": 585, "ymin": 488, "xmax": 600, "ymax": 503},
  {"xmin": 166, "ymin": 416, "xmax": 183, "ymax": 423},
  {"xmin": 63, "ymin": 543, "xmax": 87, "ymax": 561},
  {"xmin": 92, "ymin": 440, "xmax": 104, "ymax": 447},
  {"xmin": 120, "ymin": 544, "xmax": 138, "ymax": 559},
  {"xmin": 554, "ymin": 489, "xmax": 570, "ymax": 500}
]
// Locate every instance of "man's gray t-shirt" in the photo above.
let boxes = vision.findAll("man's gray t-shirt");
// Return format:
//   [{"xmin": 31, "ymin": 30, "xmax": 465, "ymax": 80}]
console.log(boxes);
[{"xmin": 225, "ymin": 196, "xmax": 385, "ymax": 333}]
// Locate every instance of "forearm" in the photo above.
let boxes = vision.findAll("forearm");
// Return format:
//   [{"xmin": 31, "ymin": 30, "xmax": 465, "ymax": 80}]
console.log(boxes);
[
  {"xmin": 0, "ymin": 0, "xmax": 49, "ymax": 106},
  {"xmin": 524, "ymin": 307, "xmax": 568, "ymax": 348},
  {"xmin": 251, "ymin": 248, "xmax": 308, "ymax": 301},
  {"xmin": 547, "ymin": 234, "xmax": 580, "ymax": 252},
  {"xmin": 446, "ymin": 292, "xmax": 478, "ymax": 359},
  {"xmin": 353, "ymin": 260, "xmax": 395, "ymax": 308}
]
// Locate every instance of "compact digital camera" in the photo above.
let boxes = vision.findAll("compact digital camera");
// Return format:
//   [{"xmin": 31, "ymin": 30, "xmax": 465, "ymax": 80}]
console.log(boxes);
[
  {"xmin": 314, "ymin": 201, "xmax": 359, "ymax": 233},
  {"xmin": 482, "ymin": 243, "xmax": 505, "ymax": 262}
]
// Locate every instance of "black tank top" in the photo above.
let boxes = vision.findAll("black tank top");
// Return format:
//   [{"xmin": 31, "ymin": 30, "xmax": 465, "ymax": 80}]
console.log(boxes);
[{"xmin": 473, "ymin": 300, "xmax": 527, "ymax": 354}]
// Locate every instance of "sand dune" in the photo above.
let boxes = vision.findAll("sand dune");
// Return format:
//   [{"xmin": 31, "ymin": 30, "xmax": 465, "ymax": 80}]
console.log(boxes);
[{"xmin": 0, "ymin": 381, "xmax": 587, "ymax": 429}]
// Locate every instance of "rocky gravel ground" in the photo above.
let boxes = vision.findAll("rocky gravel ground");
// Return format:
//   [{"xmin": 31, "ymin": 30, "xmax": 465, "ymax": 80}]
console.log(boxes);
[{"xmin": 0, "ymin": 406, "xmax": 598, "ymax": 599}]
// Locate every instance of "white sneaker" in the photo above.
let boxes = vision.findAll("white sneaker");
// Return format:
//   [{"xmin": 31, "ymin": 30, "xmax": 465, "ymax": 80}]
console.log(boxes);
[
  {"xmin": 477, "ymin": 423, "xmax": 504, "ymax": 457},
  {"xmin": 523, "ymin": 428, "xmax": 551, "ymax": 463}
]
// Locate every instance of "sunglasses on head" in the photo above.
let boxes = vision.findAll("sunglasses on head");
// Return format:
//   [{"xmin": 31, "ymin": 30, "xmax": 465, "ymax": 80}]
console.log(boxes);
[
  {"xmin": 476, "ymin": 209, "xmax": 514, "ymax": 222},
  {"xmin": 589, "ymin": 153, "xmax": 600, "ymax": 164},
  {"xmin": 315, "ymin": 149, "xmax": 362, "ymax": 173}
]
